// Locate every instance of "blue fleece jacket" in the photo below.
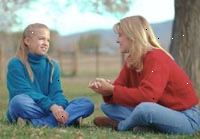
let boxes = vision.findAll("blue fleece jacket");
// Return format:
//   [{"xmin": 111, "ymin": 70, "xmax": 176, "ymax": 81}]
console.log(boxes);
[{"xmin": 7, "ymin": 53, "xmax": 68, "ymax": 113}]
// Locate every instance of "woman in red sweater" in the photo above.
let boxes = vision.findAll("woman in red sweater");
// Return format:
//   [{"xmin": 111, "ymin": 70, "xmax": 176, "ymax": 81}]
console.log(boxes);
[{"xmin": 89, "ymin": 15, "xmax": 200, "ymax": 134}]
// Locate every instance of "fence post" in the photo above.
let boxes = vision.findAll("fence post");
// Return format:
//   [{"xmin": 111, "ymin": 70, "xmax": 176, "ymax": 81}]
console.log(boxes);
[
  {"xmin": 95, "ymin": 43, "xmax": 100, "ymax": 77},
  {"xmin": 71, "ymin": 45, "xmax": 79, "ymax": 76},
  {"xmin": 0, "ymin": 46, "xmax": 3, "ymax": 80}
]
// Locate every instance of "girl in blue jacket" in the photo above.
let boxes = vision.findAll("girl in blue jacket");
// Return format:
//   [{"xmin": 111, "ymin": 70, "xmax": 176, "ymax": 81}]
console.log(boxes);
[{"xmin": 7, "ymin": 23, "xmax": 94, "ymax": 127}]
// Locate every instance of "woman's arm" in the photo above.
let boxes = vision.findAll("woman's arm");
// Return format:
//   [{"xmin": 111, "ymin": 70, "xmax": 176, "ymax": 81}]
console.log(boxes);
[
  {"xmin": 102, "ymin": 64, "xmax": 129, "ymax": 103},
  {"xmin": 111, "ymin": 56, "xmax": 170, "ymax": 107}
]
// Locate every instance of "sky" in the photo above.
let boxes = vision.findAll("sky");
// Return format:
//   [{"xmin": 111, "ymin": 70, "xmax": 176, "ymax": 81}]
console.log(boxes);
[{"xmin": 14, "ymin": 0, "xmax": 174, "ymax": 35}]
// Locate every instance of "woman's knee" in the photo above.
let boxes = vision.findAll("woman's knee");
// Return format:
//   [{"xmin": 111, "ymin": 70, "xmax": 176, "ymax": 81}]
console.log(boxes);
[
  {"xmin": 134, "ymin": 102, "xmax": 158, "ymax": 121},
  {"xmin": 134, "ymin": 102, "xmax": 172, "ymax": 125},
  {"xmin": 100, "ymin": 103, "xmax": 108, "ymax": 113},
  {"xmin": 135, "ymin": 102, "xmax": 157, "ymax": 111},
  {"xmin": 100, "ymin": 103, "xmax": 115, "ymax": 115}
]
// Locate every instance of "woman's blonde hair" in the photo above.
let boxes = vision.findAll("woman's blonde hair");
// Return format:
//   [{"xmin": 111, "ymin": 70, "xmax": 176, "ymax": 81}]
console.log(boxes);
[
  {"xmin": 16, "ymin": 23, "xmax": 54, "ymax": 82},
  {"xmin": 113, "ymin": 15, "xmax": 173, "ymax": 71}
]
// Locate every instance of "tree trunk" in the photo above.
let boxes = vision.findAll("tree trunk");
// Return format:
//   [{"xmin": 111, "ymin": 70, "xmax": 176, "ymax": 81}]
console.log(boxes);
[{"xmin": 170, "ymin": 0, "xmax": 200, "ymax": 88}]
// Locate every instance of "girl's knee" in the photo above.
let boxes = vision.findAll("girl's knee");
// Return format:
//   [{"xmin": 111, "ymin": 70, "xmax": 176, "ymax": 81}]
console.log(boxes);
[
  {"xmin": 78, "ymin": 97, "xmax": 94, "ymax": 113},
  {"xmin": 81, "ymin": 97, "xmax": 94, "ymax": 105},
  {"xmin": 9, "ymin": 94, "xmax": 31, "ymax": 112},
  {"xmin": 10, "ymin": 94, "xmax": 27, "ymax": 107}
]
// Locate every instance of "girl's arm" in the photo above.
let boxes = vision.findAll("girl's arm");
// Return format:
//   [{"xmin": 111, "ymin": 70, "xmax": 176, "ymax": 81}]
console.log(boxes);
[
  {"xmin": 7, "ymin": 58, "xmax": 55, "ymax": 113},
  {"xmin": 48, "ymin": 62, "xmax": 68, "ymax": 109}
]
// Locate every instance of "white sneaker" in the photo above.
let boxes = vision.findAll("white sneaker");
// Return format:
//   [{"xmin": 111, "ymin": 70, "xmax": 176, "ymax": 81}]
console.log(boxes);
[{"xmin": 17, "ymin": 117, "xmax": 26, "ymax": 127}]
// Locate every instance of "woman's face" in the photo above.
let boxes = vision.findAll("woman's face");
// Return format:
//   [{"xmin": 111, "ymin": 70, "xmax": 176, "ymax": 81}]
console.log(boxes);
[
  {"xmin": 25, "ymin": 28, "xmax": 50, "ymax": 55},
  {"xmin": 117, "ymin": 29, "xmax": 131, "ymax": 53}
]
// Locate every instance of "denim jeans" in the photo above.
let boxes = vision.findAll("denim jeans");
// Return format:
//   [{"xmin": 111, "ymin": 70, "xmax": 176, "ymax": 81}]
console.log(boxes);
[
  {"xmin": 7, "ymin": 94, "xmax": 94, "ymax": 127},
  {"xmin": 101, "ymin": 102, "xmax": 200, "ymax": 134}
]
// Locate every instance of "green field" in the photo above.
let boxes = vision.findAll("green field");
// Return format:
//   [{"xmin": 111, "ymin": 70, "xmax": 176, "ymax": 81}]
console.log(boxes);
[
  {"xmin": 0, "ymin": 77, "xmax": 199, "ymax": 139},
  {"xmin": 0, "ymin": 54, "xmax": 200, "ymax": 139}
]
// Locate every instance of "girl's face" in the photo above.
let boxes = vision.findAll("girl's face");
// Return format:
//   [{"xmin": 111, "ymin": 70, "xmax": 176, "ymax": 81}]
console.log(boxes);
[
  {"xmin": 25, "ymin": 28, "xmax": 50, "ymax": 55},
  {"xmin": 117, "ymin": 29, "xmax": 131, "ymax": 53}
]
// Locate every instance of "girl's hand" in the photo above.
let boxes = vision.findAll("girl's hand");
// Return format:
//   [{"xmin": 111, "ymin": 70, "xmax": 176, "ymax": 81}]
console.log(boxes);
[{"xmin": 50, "ymin": 104, "xmax": 69, "ymax": 124}]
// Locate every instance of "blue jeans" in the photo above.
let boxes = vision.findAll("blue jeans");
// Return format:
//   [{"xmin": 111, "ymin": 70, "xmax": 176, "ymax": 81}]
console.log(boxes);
[
  {"xmin": 101, "ymin": 102, "xmax": 200, "ymax": 134},
  {"xmin": 7, "ymin": 94, "xmax": 94, "ymax": 127}
]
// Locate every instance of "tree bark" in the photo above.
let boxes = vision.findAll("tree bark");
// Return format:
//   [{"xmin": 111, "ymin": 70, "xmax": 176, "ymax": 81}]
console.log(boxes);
[{"xmin": 170, "ymin": 0, "xmax": 200, "ymax": 88}]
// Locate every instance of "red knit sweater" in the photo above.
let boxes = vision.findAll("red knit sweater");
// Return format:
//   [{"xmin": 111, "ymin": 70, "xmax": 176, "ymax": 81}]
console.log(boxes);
[{"xmin": 103, "ymin": 49, "xmax": 199, "ymax": 111}]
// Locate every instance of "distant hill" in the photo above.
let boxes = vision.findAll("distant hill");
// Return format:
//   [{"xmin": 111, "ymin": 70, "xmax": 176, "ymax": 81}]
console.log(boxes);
[
  {"xmin": 151, "ymin": 20, "xmax": 173, "ymax": 50},
  {"xmin": 55, "ymin": 20, "xmax": 173, "ymax": 54}
]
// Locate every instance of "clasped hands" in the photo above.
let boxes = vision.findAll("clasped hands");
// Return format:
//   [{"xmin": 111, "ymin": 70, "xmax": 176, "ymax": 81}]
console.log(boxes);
[
  {"xmin": 50, "ymin": 104, "xmax": 68, "ymax": 124},
  {"xmin": 88, "ymin": 78, "xmax": 114, "ymax": 96}
]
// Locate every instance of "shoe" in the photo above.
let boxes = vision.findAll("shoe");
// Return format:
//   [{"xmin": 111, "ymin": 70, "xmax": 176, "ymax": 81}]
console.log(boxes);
[
  {"xmin": 58, "ymin": 122, "xmax": 65, "ymax": 128},
  {"xmin": 17, "ymin": 117, "xmax": 26, "ymax": 127},
  {"xmin": 73, "ymin": 117, "xmax": 83, "ymax": 127},
  {"xmin": 93, "ymin": 116, "xmax": 118, "ymax": 130}
]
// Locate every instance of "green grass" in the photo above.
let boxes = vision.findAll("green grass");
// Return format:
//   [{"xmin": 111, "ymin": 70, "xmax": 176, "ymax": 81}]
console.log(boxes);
[{"xmin": 0, "ymin": 78, "xmax": 200, "ymax": 139}]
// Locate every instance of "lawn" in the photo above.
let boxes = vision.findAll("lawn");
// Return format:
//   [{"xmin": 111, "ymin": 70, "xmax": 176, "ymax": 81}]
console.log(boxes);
[
  {"xmin": 0, "ymin": 54, "xmax": 200, "ymax": 139},
  {"xmin": 0, "ymin": 77, "xmax": 200, "ymax": 139}
]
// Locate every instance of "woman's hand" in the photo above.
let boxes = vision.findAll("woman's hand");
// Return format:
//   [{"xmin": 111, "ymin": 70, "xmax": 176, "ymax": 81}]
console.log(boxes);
[
  {"xmin": 88, "ymin": 78, "xmax": 114, "ymax": 96},
  {"xmin": 50, "ymin": 104, "xmax": 69, "ymax": 124}
]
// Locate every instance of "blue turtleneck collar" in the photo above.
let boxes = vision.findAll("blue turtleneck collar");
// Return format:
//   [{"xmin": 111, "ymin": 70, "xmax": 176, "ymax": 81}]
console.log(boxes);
[{"xmin": 28, "ymin": 53, "xmax": 46, "ymax": 63}]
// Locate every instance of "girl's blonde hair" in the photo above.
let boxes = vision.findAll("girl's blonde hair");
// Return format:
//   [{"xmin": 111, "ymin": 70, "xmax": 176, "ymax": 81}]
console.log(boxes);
[
  {"xmin": 113, "ymin": 15, "xmax": 173, "ymax": 72},
  {"xmin": 16, "ymin": 23, "xmax": 54, "ymax": 82}
]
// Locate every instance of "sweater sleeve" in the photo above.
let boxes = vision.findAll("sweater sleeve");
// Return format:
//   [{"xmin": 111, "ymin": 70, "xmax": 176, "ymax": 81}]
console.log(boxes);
[
  {"xmin": 110, "ymin": 54, "xmax": 170, "ymax": 107},
  {"xmin": 7, "ymin": 58, "xmax": 54, "ymax": 113},
  {"xmin": 48, "ymin": 61, "xmax": 68, "ymax": 109},
  {"xmin": 103, "ymin": 64, "xmax": 128, "ymax": 103},
  {"xmin": 113, "ymin": 64, "xmax": 128, "ymax": 86}
]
